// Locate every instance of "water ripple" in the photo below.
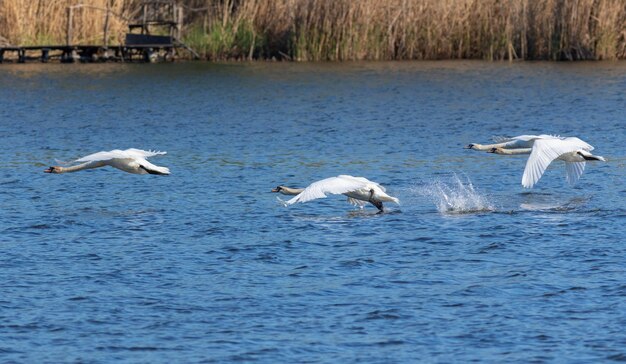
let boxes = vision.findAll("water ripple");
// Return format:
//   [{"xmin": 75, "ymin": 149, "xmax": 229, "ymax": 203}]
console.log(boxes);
[{"xmin": 0, "ymin": 62, "xmax": 625, "ymax": 363}]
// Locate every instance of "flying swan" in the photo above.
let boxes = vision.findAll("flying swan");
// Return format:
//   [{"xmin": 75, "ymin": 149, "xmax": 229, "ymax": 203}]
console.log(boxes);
[
  {"xmin": 465, "ymin": 134, "xmax": 558, "ymax": 151},
  {"xmin": 44, "ymin": 148, "xmax": 170, "ymax": 175},
  {"xmin": 272, "ymin": 175, "xmax": 399, "ymax": 211},
  {"xmin": 487, "ymin": 137, "xmax": 605, "ymax": 188}
]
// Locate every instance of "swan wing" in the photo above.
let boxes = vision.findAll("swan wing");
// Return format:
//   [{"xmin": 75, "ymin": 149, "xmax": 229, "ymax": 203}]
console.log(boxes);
[
  {"xmin": 123, "ymin": 148, "xmax": 167, "ymax": 159},
  {"xmin": 493, "ymin": 135, "xmax": 537, "ymax": 143},
  {"xmin": 491, "ymin": 134, "xmax": 561, "ymax": 149},
  {"xmin": 74, "ymin": 149, "xmax": 166, "ymax": 163},
  {"xmin": 565, "ymin": 162, "xmax": 586, "ymax": 186},
  {"xmin": 74, "ymin": 150, "xmax": 126, "ymax": 163},
  {"xmin": 492, "ymin": 134, "xmax": 552, "ymax": 143},
  {"xmin": 337, "ymin": 175, "xmax": 386, "ymax": 192},
  {"xmin": 522, "ymin": 138, "xmax": 590, "ymax": 188},
  {"xmin": 339, "ymin": 176, "xmax": 398, "ymax": 203},
  {"xmin": 538, "ymin": 134, "xmax": 562, "ymax": 139},
  {"xmin": 492, "ymin": 135, "xmax": 514, "ymax": 143},
  {"xmin": 562, "ymin": 137, "xmax": 594, "ymax": 151},
  {"xmin": 286, "ymin": 176, "xmax": 369, "ymax": 205}
]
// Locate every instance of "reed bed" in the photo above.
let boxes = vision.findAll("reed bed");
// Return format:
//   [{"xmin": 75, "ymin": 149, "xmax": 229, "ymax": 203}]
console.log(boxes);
[
  {"xmin": 0, "ymin": 0, "xmax": 133, "ymax": 46},
  {"xmin": 1, "ymin": 0, "xmax": 625, "ymax": 60}
]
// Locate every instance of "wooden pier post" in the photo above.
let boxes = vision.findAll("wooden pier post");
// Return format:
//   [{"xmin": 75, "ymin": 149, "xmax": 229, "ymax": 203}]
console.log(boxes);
[
  {"xmin": 141, "ymin": 4, "xmax": 148, "ymax": 35},
  {"xmin": 66, "ymin": 6, "xmax": 73, "ymax": 46},
  {"xmin": 103, "ymin": 2, "xmax": 111, "ymax": 48},
  {"xmin": 176, "ymin": 5, "xmax": 184, "ymax": 40},
  {"xmin": 41, "ymin": 48, "xmax": 50, "ymax": 63}
]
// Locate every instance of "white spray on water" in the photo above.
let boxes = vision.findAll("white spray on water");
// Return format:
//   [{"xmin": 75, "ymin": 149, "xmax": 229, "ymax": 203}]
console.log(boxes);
[{"xmin": 413, "ymin": 174, "xmax": 495, "ymax": 214}]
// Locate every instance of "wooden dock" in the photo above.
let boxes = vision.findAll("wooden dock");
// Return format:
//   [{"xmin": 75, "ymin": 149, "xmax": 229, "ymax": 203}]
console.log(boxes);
[
  {"xmin": 0, "ymin": 44, "xmax": 178, "ymax": 63},
  {"xmin": 0, "ymin": 1, "xmax": 198, "ymax": 64}
]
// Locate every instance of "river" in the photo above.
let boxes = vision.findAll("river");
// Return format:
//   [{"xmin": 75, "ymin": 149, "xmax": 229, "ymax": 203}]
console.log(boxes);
[{"xmin": 1, "ymin": 61, "xmax": 625, "ymax": 362}]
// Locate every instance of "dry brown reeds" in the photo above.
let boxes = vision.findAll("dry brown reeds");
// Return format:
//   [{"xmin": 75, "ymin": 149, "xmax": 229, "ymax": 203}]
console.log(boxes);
[
  {"xmin": 1, "ymin": 0, "xmax": 625, "ymax": 60},
  {"xmin": 0, "ymin": 0, "xmax": 133, "ymax": 46}
]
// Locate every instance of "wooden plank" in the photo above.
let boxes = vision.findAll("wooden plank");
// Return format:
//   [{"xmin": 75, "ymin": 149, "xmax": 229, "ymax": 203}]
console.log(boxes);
[
  {"xmin": 41, "ymin": 48, "xmax": 50, "ymax": 63},
  {"xmin": 125, "ymin": 33, "xmax": 173, "ymax": 46},
  {"xmin": 104, "ymin": 4, "xmax": 110, "ymax": 47},
  {"xmin": 66, "ymin": 7, "xmax": 73, "ymax": 46},
  {"xmin": 128, "ymin": 21, "xmax": 177, "ymax": 28}
]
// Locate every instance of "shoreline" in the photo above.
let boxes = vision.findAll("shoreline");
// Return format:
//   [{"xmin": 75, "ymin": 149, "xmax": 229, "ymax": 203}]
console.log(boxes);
[
  {"xmin": 2, "ymin": 0, "xmax": 625, "ymax": 63},
  {"xmin": 1, "ymin": 45, "xmax": 626, "ymax": 64}
]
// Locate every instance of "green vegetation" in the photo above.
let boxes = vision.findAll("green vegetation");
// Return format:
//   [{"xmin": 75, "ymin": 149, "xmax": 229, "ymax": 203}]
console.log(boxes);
[{"xmin": 184, "ymin": 20, "xmax": 261, "ymax": 60}]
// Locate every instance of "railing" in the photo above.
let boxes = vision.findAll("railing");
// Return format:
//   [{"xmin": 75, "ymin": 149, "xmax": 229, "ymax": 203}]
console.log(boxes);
[
  {"xmin": 66, "ymin": 4, "xmax": 129, "ymax": 47},
  {"xmin": 65, "ymin": 1, "xmax": 183, "ymax": 47}
]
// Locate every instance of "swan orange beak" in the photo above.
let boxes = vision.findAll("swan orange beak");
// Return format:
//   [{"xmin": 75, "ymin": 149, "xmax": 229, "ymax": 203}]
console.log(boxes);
[
  {"xmin": 271, "ymin": 188, "xmax": 279, "ymax": 192},
  {"xmin": 44, "ymin": 167, "xmax": 53, "ymax": 173}
]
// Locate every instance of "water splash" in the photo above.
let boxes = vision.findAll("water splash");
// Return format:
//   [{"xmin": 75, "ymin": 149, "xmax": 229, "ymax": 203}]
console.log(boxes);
[{"xmin": 415, "ymin": 174, "xmax": 495, "ymax": 214}]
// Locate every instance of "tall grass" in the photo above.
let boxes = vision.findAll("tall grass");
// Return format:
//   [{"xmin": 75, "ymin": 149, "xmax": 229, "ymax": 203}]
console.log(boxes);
[
  {"xmin": 2, "ymin": 0, "xmax": 625, "ymax": 60},
  {"xmin": 0, "ymin": 0, "xmax": 132, "ymax": 46}
]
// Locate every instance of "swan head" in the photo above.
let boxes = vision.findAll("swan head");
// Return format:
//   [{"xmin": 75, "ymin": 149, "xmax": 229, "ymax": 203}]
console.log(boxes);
[
  {"xmin": 44, "ymin": 166, "xmax": 62, "ymax": 173},
  {"xmin": 271, "ymin": 186, "xmax": 284, "ymax": 193},
  {"xmin": 464, "ymin": 143, "xmax": 477, "ymax": 149}
]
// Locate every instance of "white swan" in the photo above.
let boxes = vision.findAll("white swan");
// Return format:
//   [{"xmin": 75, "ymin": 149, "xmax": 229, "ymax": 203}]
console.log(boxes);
[
  {"xmin": 272, "ymin": 175, "xmax": 399, "ymax": 211},
  {"xmin": 488, "ymin": 137, "xmax": 605, "ymax": 188},
  {"xmin": 44, "ymin": 148, "xmax": 170, "ymax": 175},
  {"xmin": 465, "ymin": 134, "xmax": 558, "ymax": 151}
]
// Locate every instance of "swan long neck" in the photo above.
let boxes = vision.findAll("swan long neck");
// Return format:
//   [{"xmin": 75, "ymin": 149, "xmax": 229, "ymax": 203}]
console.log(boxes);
[
  {"xmin": 58, "ymin": 161, "xmax": 102, "ymax": 173},
  {"xmin": 493, "ymin": 148, "xmax": 532, "ymax": 155},
  {"xmin": 278, "ymin": 186, "xmax": 305, "ymax": 195},
  {"xmin": 471, "ymin": 143, "xmax": 506, "ymax": 150}
]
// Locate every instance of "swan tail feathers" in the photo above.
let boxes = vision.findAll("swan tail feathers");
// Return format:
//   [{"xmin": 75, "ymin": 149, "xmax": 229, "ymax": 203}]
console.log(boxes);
[
  {"xmin": 138, "ymin": 159, "xmax": 170, "ymax": 175},
  {"xmin": 378, "ymin": 193, "xmax": 400, "ymax": 205},
  {"xmin": 583, "ymin": 154, "xmax": 605, "ymax": 161},
  {"xmin": 147, "ymin": 167, "xmax": 170, "ymax": 175}
]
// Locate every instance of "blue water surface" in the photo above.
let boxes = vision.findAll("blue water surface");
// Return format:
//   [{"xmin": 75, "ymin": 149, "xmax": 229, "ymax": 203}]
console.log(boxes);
[{"xmin": 1, "ymin": 61, "xmax": 625, "ymax": 362}]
